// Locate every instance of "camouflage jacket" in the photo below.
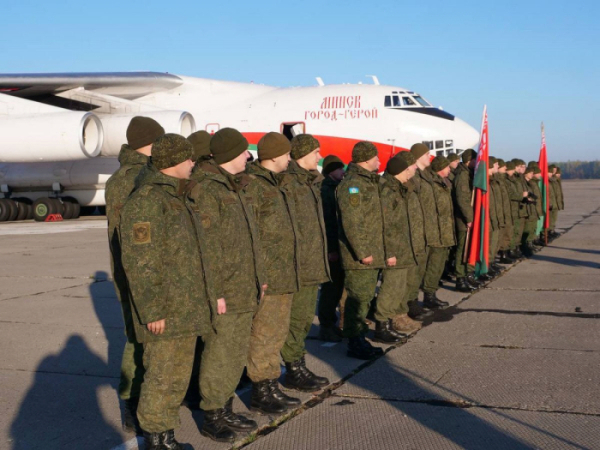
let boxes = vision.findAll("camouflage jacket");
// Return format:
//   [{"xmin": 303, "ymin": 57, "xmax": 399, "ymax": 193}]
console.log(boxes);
[
  {"xmin": 412, "ymin": 167, "xmax": 442, "ymax": 247},
  {"xmin": 279, "ymin": 160, "xmax": 330, "ymax": 285},
  {"xmin": 430, "ymin": 173, "xmax": 456, "ymax": 247},
  {"xmin": 452, "ymin": 163, "xmax": 474, "ymax": 231},
  {"xmin": 119, "ymin": 170, "xmax": 213, "ymax": 343},
  {"xmin": 379, "ymin": 173, "xmax": 418, "ymax": 268},
  {"xmin": 105, "ymin": 145, "xmax": 149, "ymax": 303},
  {"xmin": 556, "ymin": 178, "xmax": 565, "ymax": 210},
  {"xmin": 187, "ymin": 164, "xmax": 264, "ymax": 314},
  {"xmin": 336, "ymin": 163, "xmax": 386, "ymax": 270},
  {"xmin": 497, "ymin": 174, "xmax": 513, "ymax": 225},
  {"xmin": 244, "ymin": 161, "xmax": 300, "ymax": 295},
  {"xmin": 527, "ymin": 179, "xmax": 543, "ymax": 218},
  {"xmin": 511, "ymin": 173, "xmax": 530, "ymax": 218},
  {"xmin": 320, "ymin": 176, "xmax": 341, "ymax": 254},
  {"xmin": 506, "ymin": 174, "xmax": 524, "ymax": 220},
  {"xmin": 488, "ymin": 175, "xmax": 500, "ymax": 231},
  {"xmin": 549, "ymin": 177, "xmax": 559, "ymax": 211},
  {"xmin": 448, "ymin": 168, "xmax": 456, "ymax": 184}
]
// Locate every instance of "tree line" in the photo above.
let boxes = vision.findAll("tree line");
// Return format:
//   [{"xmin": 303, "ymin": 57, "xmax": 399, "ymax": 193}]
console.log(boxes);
[{"xmin": 551, "ymin": 161, "xmax": 600, "ymax": 179}]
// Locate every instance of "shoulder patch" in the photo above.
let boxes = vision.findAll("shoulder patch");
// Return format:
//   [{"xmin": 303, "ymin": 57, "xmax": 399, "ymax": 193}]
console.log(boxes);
[
  {"xmin": 349, "ymin": 195, "xmax": 360, "ymax": 207},
  {"xmin": 349, "ymin": 187, "xmax": 359, "ymax": 194},
  {"xmin": 133, "ymin": 222, "xmax": 151, "ymax": 244}
]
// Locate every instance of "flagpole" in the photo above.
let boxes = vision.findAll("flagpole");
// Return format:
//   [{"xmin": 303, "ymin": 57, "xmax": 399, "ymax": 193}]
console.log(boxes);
[{"xmin": 542, "ymin": 121, "xmax": 548, "ymax": 246}]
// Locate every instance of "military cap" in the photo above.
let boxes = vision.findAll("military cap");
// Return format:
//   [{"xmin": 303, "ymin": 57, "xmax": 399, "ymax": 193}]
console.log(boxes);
[
  {"xmin": 528, "ymin": 161, "xmax": 539, "ymax": 168},
  {"xmin": 352, "ymin": 141, "xmax": 378, "ymax": 163},
  {"xmin": 556, "ymin": 167, "xmax": 562, "ymax": 174},
  {"xmin": 210, "ymin": 128, "xmax": 249, "ymax": 164},
  {"xmin": 431, "ymin": 155, "xmax": 450, "ymax": 172},
  {"xmin": 497, "ymin": 158, "xmax": 506, "ymax": 168},
  {"xmin": 517, "ymin": 159, "xmax": 527, "ymax": 166},
  {"xmin": 525, "ymin": 166, "xmax": 534, "ymax": 174},
  {"xmin": 151, "ymin": 133, "xmax": 193, "ymax": 170},
  {"xmin": 447, "ymin": 153, "xmax": 460, "ymax": 162},
  {"xmin": 410, "ymin": 143, "xmax": 430, "ymax": 159},
  {"xmin": 187, "ymin": 130, "xmax": 212, "ymax": 162},
  {"xmin": 548, "ymin": 164, "xmax": 557, "ymax": 171},
  {"xmin": 322, "ymin": 155, "xmax": 345, "ymax": 175},
  {"xmin": 489, "ymin": 156, "xmax": 497, "ymax": 166},
  {"xmin": 126, "ymin": 116, "xmax": 165, "ymax": 151},
  {"xmin": 506, "ymin": 161, "xmax": 516, "ymax": 170},
  {"xmin": 386, "ymin": 151, "xmax": 416, "ymax": 175},
  {"xmin": 533, "ymin": 166, "xmax": 541, "ymax": 174},
  {"xmin": 290, "ymin": 134, "xmax": 320, "ymax": 160},
  {"xmin": 258, "ymin": 132, "xmax": 291, "ymax": 161},
  {"xmin": 462, "ymin": 149, "xmax": 477, "ymax": 163}
]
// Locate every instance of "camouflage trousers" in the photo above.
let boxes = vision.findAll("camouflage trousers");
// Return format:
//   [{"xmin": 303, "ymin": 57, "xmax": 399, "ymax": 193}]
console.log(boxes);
[
  {"xmin": 318, "ymin": 260, "xmax": 346, "ymax": 329},
  {"xmin": 118, "ymin": 297, "xmax": 145, "ymax": 400},
  {"xmin": 489, "ymin": 228, "xmax": 500, "ymax": 262},
  {"xmin": 137, "ymin": 336, "xmax": 196, "ymax": 432},
  {"xmin": 455, "ymin": 226, "xmax": 475, "ymax": 278},
  {"xmin": 376, "ymin": 267, "xmax": 410, "ymax": 320},
  {"xmin": 342, "ymin": 269, "xmax": 380, "ymax": 338},
  {"xmin": 423, "ymin": 247, "xmax": 450, "ymax": 294},
  {"xmin": 407, "ymin": 250, "xmax": 429, "ymax": 301},
  {"xmin": 281, "ymin": 285, "xmax": 319, "ymax": 364},
  {"xmin": 247, "ymin": 294, "xmax": 293, "ymax": 382},
  {"xmin": 522, "ymin": 218, "xmax": 538, "ymax": 245},
  {"xmin": 200, "ymin": 312, "xmax": 253, "ymax": 411},
  {"xmin": 550, "ymin": 210, "xmax": 558, "ymax": 231},
  {"xmin": 500, "ymin": 219, "xmax": 514, "ymax": 251},
  {"xmin": 510, "ymin": 217, "xmax": 526, "ymax": 250}
]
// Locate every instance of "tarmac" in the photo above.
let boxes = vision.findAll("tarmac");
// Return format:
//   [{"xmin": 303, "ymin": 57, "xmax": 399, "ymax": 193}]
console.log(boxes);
[{"xmin": 1, "ymin": 179, "xmax": 599, "ymax": 450}]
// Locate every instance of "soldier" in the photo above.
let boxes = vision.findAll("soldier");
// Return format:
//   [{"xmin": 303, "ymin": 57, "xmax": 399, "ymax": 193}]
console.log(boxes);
[
  {"xmin": 119, "ymin": 134, "xmax": 212, "ymax": 449},
  {"xmin": 548, "ymin": 164, "xmax": 560, "ymax": 237},
  {"xmin": 244, "ymin": 132, "xmax": 302, "ymax": 414},
  {"xmin": 421, "ymin": 156, "xmax": 456, "ymax": 303},
  {"xmin": 105, "ymin": 116, "xmax": 164, "ymax": 433},
  {"xmin": 510, "ymin": 159, "xmax": 530, "ymax": 258},
  {"xmin": 505, "ymin": 160, "xmax": 527, "ymax": 260},
  {"xmin": 318, "ymin": 155, "xmax": 347, "ymax": 342},
  {"xmin": 279, "ymin": 134, "xmax": 331, "ymax": 390},
  {"xmin": 486, "ymin": 157, "xmax": 505, "ymax": 277},
  {"xmin": 337, "ymin": 141, "xmax": 388, "ymax": 359},
  {"xmin": 378, "ymin": 152, "xmax": 424, "ymax": 337},
  {"xmin": 187, "ymin": 128, "xmax": 264, "ymax": 442},
  {"xmin": 452, "ymin": 149, "xmax": 479, "ymax": 292},
  {"xmin": 444, "ymin": 152, "xmax": 462, "ymax": 279},
  {"xmin": 496, "ymin": 159, "xmax": 515, "ymax": 264},
  {"xmin": 556, "ymin": 166, "xmax": 565, "ymax": 218},
  {"xmin": 447, "ymin": 153, "xmax": 461, "ymax": 183},
  {"xmin": 521, "ymin": 166, "xmax": 539, "ymax": 256}
]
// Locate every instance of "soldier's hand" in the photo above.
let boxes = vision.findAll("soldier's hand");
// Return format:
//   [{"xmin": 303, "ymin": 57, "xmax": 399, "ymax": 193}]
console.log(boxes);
[
  {"xmin": 386, "ymin": 257, "xmax": 397, "ymax": 267},
  {"xmin": 467, "ymin": 222, "xmax": 473, "ymax": 228},
  {"xmin": 261, "ymin": 284, "xmax": 268, "ymax": 300},
  {"xmin": 147, "ymin": 319, "xmax": 166, "ymax": 335},
  {"xmin": 217, "ymin": 298, "xmax": 227, "ymax": 315},
  {"xmin": 328, "ymin": 252, "xmax": 339, "ymax": 263},
  {"xmin": 522, "ymin": 191, "xmax": 528, "ymax": 198},
  {"xmin": 361, "ymin": 256, "xmax": 374, "ymax": 265}
]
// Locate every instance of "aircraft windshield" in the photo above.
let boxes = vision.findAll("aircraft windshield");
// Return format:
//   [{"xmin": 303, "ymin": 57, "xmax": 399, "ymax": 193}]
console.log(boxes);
[{"xmin": 413, "ymin": 96, "xmax": 431, "ymax": 107}]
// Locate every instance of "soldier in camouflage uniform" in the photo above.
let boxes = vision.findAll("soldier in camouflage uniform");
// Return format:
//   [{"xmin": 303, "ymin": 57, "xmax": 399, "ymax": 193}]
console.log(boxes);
[
  {"xmin": 447, "ymin": 153, "xmax": 460, "ymax": 183},
  {"xmin": 105, "ymin": 116, "xmax": 164, "ymax": 433},
  {"xmin": 186, "ymin": 128, "xmax": 265, "ymax": 443},
  {"xmin": 496, "ymin": 159, "xmax": 516, "ymax": 264},
  {"xmin": 279, "ymin": 134, "xmax": 331, "ymax": 390},
  {"xmin": 505, "ymin": 161, "xmax": 525, "ymax": 260},
  {"xmin": 548, "ymin": 164, "xmax": 560, "ymax": 236},
  {"xmin": 119, "ymin": 133, "xmax": 212, "ymax": 450},
  {"xmin": 555, "ymin": 167, "xmax": 565, "ymax": 228},
  {"xmin": 378, "ymin": 152, "xmax": 423, "ymax": 337},
  {"xmin": 337, "ymin": 141, "xmax": 388, "ymax": 359},
  {"xmin": 510, "ymin": 159, "xmax": 530, "ymax": 258},
  {"xmin": 486, "ymin": 157, "xmax": 505, "ymax": 278},
  {"xmin": 243, "ymin": 132, "xmax": 302, "ymax": 414},
  {"xmin": 444, "ymin": 152, "xmax": 461, "ymax": 278},
  {"xmin": 318, "ymin": 155, "xmax": 347, "ymax": 342},
  {"xmin": 521, "ymin": 166, "xmax": 540, "ymax": 256}
]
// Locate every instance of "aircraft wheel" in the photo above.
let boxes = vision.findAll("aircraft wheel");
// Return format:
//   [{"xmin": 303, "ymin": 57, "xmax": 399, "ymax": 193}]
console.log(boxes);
[
  {"xmin": 0, "ymin": 199, "xmax": 12, "ymax": 222},
  {"xmin": 51, "ymin": 198, "xmax": 65, "ymax": 216},
  {"xmin": 62, "ymin": 200, "xmax": 75, "ymax": 219},
  {"xmin": 33, "ymin": 198, "xmax": 58, "ymax": 222},
  {"xmin": 14, "ymin": 198, "xmax": 32, "ymax": 221},
  {"xmin": 62, "ymin": 197, "xmax": 80, "ymax": 219},
  {"xmin": 5, "ymin": 199, "xmax": 19, "ymax": 221}
]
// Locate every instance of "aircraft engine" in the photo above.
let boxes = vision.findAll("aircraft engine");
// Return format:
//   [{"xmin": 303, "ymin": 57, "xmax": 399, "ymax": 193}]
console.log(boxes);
[
  {"xmin": 0, "ymin": 112, "xmax": 104, "ymax": 163},
  {"xmin": 99, "ymin": 110, "xmax": 196, "ymax": 157}
]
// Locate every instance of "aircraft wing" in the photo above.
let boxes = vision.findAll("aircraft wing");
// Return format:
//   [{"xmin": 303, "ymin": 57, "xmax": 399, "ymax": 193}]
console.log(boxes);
[{"xmin": 0, "ymin": 72, "xmax": 183, "ymax": 100}]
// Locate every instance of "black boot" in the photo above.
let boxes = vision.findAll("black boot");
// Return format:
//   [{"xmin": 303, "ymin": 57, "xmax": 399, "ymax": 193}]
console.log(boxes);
[
  {"xmin": 508, "ymin": 249, "xmax": 521, "ymax": 260},
  {"xmin": 491, "ymin": 262, "xmax": 504, "ymax": 272},
  {"xmin": 250, "ymin": 380, "xmax": 287, "ymax": 414},
  {"xmin": 347, "ymin": 336, "xmax": 383, "ymax": 360},
  {"xmin": 201, "ymin": 409, "xmax": 236, "ymax": 443},
  {"xmin": 455, "ymin": 277, "xmax": 475, "ymax": 293},
  {"xmin": 407, "ymin": 299, "xmax": 434, "ymax": 320},
  {"xmin": 423, "ymin": 292, "xmax": 449, "ymax": 309},
  {"xmin": 268, "ymin": 379, "xmax": 301, "ymax": 407},
  {"xmin": 122, "ymin": 398, "xmax": 142, "ymax": 435},
  {"xmin": 466, "ymin": 273, "xmax": 482, "ymax": 289},
  {"xmin": 373, "ymin": 320, "xmax": 403, "ymax": 343},
  {"xmin": 298, "ymin": 356, "xmax": 329, "ymax": 387},
  {"xmin": 283, "ymin": 360, "xmax": 321, "ymax": 392},
  {"xmin": 143, "ymin": 430, "xmax": 183, "ymax": 450},
  {"xmin": 499, "ymin": 251, "xmax": 515, "ymax": 264},
  {"xmin": 224, "ymin": 397, "xmax": 258, "ymax": 430}
]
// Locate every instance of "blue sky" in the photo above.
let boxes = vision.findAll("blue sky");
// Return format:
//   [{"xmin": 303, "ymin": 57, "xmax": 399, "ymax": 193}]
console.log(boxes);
[{"xmin": 2, "ymin": 0, "xmax": 598, "ymax": 161}]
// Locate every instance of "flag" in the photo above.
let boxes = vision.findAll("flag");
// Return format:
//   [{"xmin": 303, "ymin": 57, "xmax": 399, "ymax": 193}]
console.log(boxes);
[
  {"xmin": 468, "ymin": 105, "xmax": 490, "ymax": 276},
  {"xmin": 538, "ymin": 123, "xmax": 550, "ymax": 231}
]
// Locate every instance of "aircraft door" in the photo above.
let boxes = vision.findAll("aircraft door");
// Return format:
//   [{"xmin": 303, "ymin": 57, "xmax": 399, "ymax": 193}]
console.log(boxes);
[
  {"xmin": 280, "ymin": 122, "xmax": 305, "ymax": 140},
  {"xmin": 206, "ymin": 123, "xmax": 220, "ymax": 135}
]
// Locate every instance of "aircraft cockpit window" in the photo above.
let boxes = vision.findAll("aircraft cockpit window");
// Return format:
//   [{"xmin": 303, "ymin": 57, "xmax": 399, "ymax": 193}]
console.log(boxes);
[
  {"xmin": 413, "ymin": 96, "xmax": 431, "ymax": 107},
  {"xmin": 402, "ymin": 97, "xmax": 416, "ymax": 106},
  {"xmin": 393, "ymin": 96, "xmax": 402, "ymax": 107},
  {"xmin": 384, "ymin": 96, "xmax": 391, "ymax": 107}
]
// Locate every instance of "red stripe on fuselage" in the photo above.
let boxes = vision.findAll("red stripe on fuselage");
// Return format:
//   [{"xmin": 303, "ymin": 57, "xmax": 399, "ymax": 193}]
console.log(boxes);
[{"xmin": 241, "ymin": 132, "xmax": 408, "ymax": 167}]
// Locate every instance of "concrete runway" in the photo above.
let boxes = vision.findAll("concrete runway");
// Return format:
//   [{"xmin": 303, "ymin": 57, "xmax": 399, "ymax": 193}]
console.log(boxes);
[{"xmin": 1, "ymin": 180, "xmax": 599, "ymax": 450}]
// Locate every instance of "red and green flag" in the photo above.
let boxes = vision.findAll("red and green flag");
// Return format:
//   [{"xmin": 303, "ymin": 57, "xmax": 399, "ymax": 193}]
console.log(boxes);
[
  {"xmin": 538, "ymin": 123, "xmax": 550, "ymax": 232},
  {"xmin": 468, "ymin": 106, "xmax": 490, "ymax": 276}
]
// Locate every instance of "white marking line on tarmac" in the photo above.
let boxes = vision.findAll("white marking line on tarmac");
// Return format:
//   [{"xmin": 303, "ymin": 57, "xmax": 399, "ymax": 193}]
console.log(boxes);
[
  {"xmin": 321, "ymin": 342, "xmax": 338, "ymax": 347},
  {"xmin": 0, "ymin": 221, "xmax": 107, "ymax": 235},
  {"xmin": 110, "ymin": 436, "xmax": 142, "ymax": 450}
]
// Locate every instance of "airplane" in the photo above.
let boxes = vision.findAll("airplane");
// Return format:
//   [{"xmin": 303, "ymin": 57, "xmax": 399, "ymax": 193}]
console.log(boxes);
[{"xmin": 0, "ymin": 72, "xmax": 479, "ymax": 222}]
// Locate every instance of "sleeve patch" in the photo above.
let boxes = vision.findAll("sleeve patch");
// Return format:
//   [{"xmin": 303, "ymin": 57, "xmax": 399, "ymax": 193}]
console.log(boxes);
[
  {"xmin": 349, "ymin": 195, "xmax": 360, "ymax": 207},
  {"xmin": 200, "ymin": 214, "xmax": 211, "ymax": 228},
  {"xmin": 133, "ymin": 222, "xmax": 151, "ymax": 244},
  {"xmin": 349, "ymin": 187, "xmax": 359, "ymax": 194}
]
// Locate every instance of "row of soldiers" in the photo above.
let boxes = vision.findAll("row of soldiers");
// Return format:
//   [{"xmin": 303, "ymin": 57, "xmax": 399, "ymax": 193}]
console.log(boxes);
[{"xmin": 106, "ymin": 116, "xmax": 564, "ymax": 449}]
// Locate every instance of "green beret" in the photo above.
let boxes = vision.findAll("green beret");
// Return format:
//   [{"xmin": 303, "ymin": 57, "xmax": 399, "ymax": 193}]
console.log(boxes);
[
  {"xmin": 126, "ymin": 116, "xmax": 165, "ymax": 151},
  {"xmin": 506, "ymin": 161, "xmax": 516, "ymax": 170},
  {"xmin": 210, "ymin": 128, "xmax": 249, "ymax": 165},
  {"xmin": 447, "ymin": 153, "xmax": 460, "ymax": 162},
  {"xmin": 187, "ymin": 130, "xmax": 212, "ymax": 162},
  {"xmin": 290, "ymin": 134, "xmax": 320, "ymax": 160},
  {"xmin": 462, "ymin": 149, "xmax": 477, "ymax": 163},
  {"xmin": 497, "ymin": 158, "xmax": 505, "ymax": 168},
  {"xmin": 352, "ymin": 141, "xmax": 378, "ymax": 163},
  {"xmin": 151, "ymin": 133, "xmax": 193, "ymax": 170},
  {"xmin": 386, "ymin": 152, "xmax": 416, "ymax": 175},
  {"xmin": 410, "ymin": 143, "xmax": 430, "ymax": 159},
  {"xmin": 258, "ymin": 132, "xmax": 291, "ymax": 161},
  {"xmin": 431, "ymin": 155, "xmax": 450, "ymax": 173},
  {"xmin": 322, "ymin": 155, "xmax": 345, "ymax": 175}
]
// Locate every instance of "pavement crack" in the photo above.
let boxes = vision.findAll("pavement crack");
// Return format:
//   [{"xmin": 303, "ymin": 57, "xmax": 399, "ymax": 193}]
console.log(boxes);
[
  {"xmin": 0, "ymin": 367, "xmax": 119, "ymax": 380},
  {"xmin": 0, "ymin": 281, "xmax": 94, "ymax": 302}
]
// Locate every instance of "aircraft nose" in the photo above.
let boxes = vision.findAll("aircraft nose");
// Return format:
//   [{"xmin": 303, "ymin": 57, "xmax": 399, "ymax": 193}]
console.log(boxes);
[{"xmin": 454, "ymin": 117, "xmax": 480, "ymax": 150}]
